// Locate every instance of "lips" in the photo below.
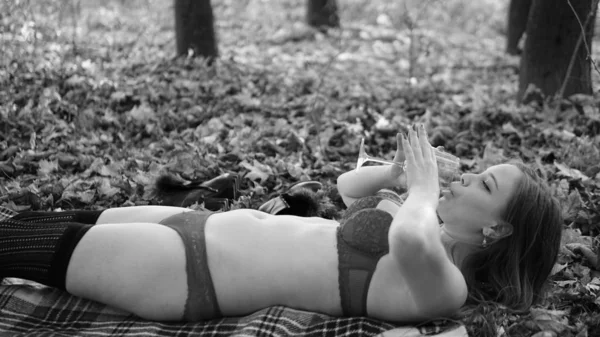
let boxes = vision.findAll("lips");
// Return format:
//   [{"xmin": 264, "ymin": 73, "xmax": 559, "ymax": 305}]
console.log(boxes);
[{"xmin": 441, "ymin": 189, "xmax": 453, "ymax": 198}]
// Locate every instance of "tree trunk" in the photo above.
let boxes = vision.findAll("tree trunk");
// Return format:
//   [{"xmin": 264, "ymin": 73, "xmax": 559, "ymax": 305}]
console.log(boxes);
[
  {"xmin": 306, "ymin": 0, "xmax": 339, "ymax": 29},
  {"xmin": 506, "ymin": 0, "xmax": 533, "ymax": 55},
  {"xmin": 518, "ymin": 0, "xmax": 596, "ymax": 101},
  {"xmin": 174, "ymin": 0, "xmax": 217, "ymax": 60}
]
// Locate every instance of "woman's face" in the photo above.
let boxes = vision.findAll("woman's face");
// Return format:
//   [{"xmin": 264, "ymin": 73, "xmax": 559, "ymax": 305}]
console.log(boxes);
[{"xmin": 437, "ymin": 164, "xmax": 523, "ymax": 236}]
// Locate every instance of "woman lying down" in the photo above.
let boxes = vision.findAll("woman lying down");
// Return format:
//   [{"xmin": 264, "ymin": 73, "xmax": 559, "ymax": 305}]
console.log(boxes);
[{"xmin": 0, "ymin": 124, "xmax": 562, "ymax": 322}]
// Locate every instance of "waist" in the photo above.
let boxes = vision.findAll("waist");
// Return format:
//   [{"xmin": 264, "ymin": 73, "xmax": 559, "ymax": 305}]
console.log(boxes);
[{"xmin": 206, "ymin": 210, "xmax": 342, "ymax": 316}]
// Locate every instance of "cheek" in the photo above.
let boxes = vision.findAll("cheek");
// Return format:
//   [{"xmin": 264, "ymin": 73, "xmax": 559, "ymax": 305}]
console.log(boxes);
[{"xmin": 457, "ymin": 199, "xmax": 499, "ymax": 225}]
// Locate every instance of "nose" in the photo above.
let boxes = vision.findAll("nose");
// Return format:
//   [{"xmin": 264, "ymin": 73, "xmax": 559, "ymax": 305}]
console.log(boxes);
[{"xmin": 460, "ymin": 173, "xmax": 473, "ymax": 186}]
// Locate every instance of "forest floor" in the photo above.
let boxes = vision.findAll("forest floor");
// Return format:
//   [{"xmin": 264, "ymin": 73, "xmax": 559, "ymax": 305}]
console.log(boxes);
[{"xmin": 1, "ymin": 0, "xmax": 600, "ymax": 336}]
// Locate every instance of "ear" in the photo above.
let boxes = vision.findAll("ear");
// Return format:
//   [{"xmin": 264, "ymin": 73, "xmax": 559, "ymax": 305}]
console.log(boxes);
[{"xmin": 482, "ymin": 221, "xmax": 514, "ymax": 240}]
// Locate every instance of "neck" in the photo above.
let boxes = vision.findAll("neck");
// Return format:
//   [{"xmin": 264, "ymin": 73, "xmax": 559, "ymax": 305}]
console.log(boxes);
[
  {"xmin": 439, "ymin": 226, "xmax": 483, "ymax": 268},
  {"xmin": 440, "ymin": 225, "xmax": 482, "ymax": 246}
]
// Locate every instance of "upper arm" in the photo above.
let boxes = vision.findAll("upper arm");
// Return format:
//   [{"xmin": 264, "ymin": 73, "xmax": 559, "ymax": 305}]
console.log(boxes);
[
  {"xmin": 392, "ymin": 236, "xmax": 468, "ymax": 318},
  {"xmin": 386, "ymin": 192, "xmax": 467, "ymax": 319}
]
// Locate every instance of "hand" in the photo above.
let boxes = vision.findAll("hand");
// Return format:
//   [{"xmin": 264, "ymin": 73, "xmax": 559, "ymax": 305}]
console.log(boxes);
[
  {"xmin": 400, "ymin": 124, "xmax": 440, "ymax": 201},
  {"xmin": 388, "ymin": 133, "xmax": 407, "ymax": 186}
]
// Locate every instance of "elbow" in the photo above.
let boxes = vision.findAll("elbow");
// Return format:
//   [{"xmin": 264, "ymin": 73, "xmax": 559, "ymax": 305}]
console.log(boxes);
[
  {"xmin": 340, "ymin": 194, "xmax": 357, "ymax": 208},
  {"xmin": 336, "ymin": 175, "xmax": 346, "ymax": 195},
  {"xmin": 337, "ymin": 175, "xmax": 356, "ymax": 208},
  {"xmin": 420, "ymin": 286, "xmax": 467, "ymax": 320}
]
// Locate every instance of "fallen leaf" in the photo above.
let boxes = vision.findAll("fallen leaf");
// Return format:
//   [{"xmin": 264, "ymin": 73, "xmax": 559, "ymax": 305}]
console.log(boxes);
[
  {"xmin": 240, "ymin": 160, "xmax": 272, "ymax": 183},
  {"xmin": 38, "ymin": 159, "xmax": 59, "ymax": 176},
  {"xmin": 554, "ymin": 161, "xmax": 590, "ymax": 181},
  {"xmin": 98, "ymin": 178, "xmax": 120, "ymax": 198},
  {"xmin": 530, "ymin": 308, "xmax": 572, "ymax": 334},
  {"xmin": 129, "ymin": 103, "xmax": 156, "ymax": 125}
]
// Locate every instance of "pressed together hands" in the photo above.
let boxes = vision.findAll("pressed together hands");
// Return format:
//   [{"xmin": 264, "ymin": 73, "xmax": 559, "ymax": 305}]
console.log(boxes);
[{"xmin": 387, "ymin": 124, "xmax": 441, "ymax": 205}]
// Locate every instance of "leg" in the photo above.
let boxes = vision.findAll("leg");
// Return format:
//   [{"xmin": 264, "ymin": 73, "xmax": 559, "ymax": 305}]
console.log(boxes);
[
  {"xmin": 66, "ymin": 223, "xmax": 187, "ymax": 321},
  {"xmin": 0, "ymin": 219, "xmax": 92, "ymax": 289},
  {"xmin": 12, "ymin": 206, "xmax": 192, "ymax": 225},
  {"xmin": 11, "ymin": 210, "xmax": 104, "ymax": 224},
  {"xmin": 0, "ymin": 218, "xmax": 188, "ymax": 321},
  {"xmin": 96, "ymin": 206, "xmax": 192, "ymax": 224}
]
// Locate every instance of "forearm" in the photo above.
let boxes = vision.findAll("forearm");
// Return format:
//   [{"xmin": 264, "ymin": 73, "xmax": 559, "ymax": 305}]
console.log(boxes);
[
  {"xmin": 337, "ymin": 165, "xmax": 404, "ymax": 201},
  {"xmin": 388, "ymin": 193, "xmax": 441, "ymax": 255},
  {"xmin": 387, "ymin": 194, "xmax": 465, "ymax": 317}
]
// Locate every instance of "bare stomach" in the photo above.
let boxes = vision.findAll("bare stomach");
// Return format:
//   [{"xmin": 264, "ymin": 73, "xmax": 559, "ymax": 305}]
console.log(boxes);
[{"xmin": 205, "ymin": 209, "xmax": 342, "ymax": 316}]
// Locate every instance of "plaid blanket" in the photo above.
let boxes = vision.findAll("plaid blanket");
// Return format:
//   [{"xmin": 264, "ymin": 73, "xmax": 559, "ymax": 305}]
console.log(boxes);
[
  {"xmin": 0, "ymin": 278, "xmax": 468, "ymax": 337},
  {"xmin": 0, "ymin": 206, "xmax": 467, "ymax": 337}
]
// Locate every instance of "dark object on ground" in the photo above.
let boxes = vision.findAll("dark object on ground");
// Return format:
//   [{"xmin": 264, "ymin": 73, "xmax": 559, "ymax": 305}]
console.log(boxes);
[
  {"xmin": 506, "ymin": 0, "xmax": 532, "ymax": 55},
  {"xmin": 306, "ymin": 0, "xmax": 339, "ymax": 30},
  {"xmin": 153, "ymin": 173, "xmax": 240, "ymax": 210},
  {"xmin": 174, "ymin": 0, "xmax": 218, "ymax": 61},
  {"xmin": 259, "ymin": 181, "xmax": 323, "ymax": 217},
  {"xmin": 518, "ymin": 0, "xmax": 596, "ymax": 100}
]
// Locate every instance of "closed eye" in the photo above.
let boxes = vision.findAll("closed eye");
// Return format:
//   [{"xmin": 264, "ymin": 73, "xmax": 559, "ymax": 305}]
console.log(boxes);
[{"xmin": 482, "ymin": 180, "xmax": 491, "ymax": 192}]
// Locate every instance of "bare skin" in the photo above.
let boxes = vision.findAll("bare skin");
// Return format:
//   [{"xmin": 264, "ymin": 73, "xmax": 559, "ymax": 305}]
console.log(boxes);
[
  {"xmin": 67, "ymin": 208, "xmax": 444, "ymax": 322},
  {"xmin": 65, "ymin": 126, "xmax": 521, "ymax": 322},
  {"xmin": 438, "ymin": 164, "xmax": 523, "ymax": 267}
]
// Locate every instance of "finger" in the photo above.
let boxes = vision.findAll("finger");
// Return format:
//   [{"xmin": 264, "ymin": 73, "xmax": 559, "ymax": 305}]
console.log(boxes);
[
  {"xmin": 408, "ymin": 125, "xmax": 423, "ymax": 163},
  {"xmin": 430, "ymin": 146, "xmax": 439, "ymax": 175},
  {"xmin": 417, "ymin": 124, "xmax": 433, "ymax": 161},
  {"xmin": 427, "ymin": 130, "xmax": 439, "ymax": 173},
  {"xmin": 401, "ymin": 133, "xmax": 414, "ymax": 167},
  {"xmin": 393, "ymin": 133, "xmax": 404, "ymax": 161}
]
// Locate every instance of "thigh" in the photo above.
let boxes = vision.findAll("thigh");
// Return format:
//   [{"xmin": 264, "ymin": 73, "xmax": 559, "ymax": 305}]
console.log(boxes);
[
  {"xmin": 65, "ymin": 223, "xmax": 188, "ymax": 321},
  {"xmin": 96, "ymin": 206, "xmax": 192, "ymax": 224}
]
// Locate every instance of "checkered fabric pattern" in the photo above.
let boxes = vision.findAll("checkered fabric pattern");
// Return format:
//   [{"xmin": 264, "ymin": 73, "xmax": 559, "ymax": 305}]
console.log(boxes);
[
  {"xmin": 0, "ymin": 206, "xmax": 17, "ymax": 222},
  {"xmin": 0, "ymin": 204, "xmax": 466, "ymax": 336},
  {"xmin": 0, "ymin": 278, "xmax": 464, "ymax": 337}
]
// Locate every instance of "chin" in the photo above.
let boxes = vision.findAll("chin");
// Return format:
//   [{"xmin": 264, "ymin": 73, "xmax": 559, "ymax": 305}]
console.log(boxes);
[
  {"xmin": 436, "ymin": 204, "xmax": 450, "ymax": 222},
  {"xmin": 436, "ymin": 210, "xmax": 444, "ymax": 224}
]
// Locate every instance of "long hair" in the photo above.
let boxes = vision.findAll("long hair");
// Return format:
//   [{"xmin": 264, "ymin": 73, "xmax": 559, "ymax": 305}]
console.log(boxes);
[{"xmin": 460, "ymin": 163, "xmax": 563, "ymax": 310}]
